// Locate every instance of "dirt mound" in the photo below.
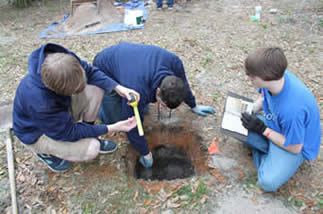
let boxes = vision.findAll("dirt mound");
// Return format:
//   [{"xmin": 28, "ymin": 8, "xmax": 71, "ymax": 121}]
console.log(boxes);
[{"xmin": 61, "ymin": 0, "xmax": 123, "ymax": 34}]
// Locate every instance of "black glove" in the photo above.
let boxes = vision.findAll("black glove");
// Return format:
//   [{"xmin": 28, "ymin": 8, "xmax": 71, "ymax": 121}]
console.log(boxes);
[{"xmin": 241, "ymin": 112, "xmax": 267, "ymax": 135}]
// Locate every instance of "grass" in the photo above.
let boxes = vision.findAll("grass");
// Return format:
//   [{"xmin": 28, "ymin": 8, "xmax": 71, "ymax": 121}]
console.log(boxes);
[
  {"xmin": 240, "ymin": 171, "xmax": 260, "ymax": 192},
  {"xmin": 212, "ymin": 93, "xmax": 221, "ymax": 102},
  {"xmin": 175, "ymin": 179, "xmax": 208, "ymax": 207},
  {"xmin": 318, "ymin": 18, "xmax": 323, "ymax": 27},
  {"xmin": 201, "ymin": 57, "xmax": 214, "ymax": 67},
  {"xmin": 278, "ymin": 15, "xmax": 297, "ymax": 25},
  {"xmin": 81, "ymin": 201, "xmax": 96, "ymax": 214},
  {"xmin": 0, "ymin": 167, "xmax": 8, "ymax": 180},
  {"xmin": 259, "ymin": 23, "xmax": 268, "ymax": 29}
]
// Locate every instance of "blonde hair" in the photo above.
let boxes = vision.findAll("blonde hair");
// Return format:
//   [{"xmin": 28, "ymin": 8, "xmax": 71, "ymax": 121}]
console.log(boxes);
[{"xmin": 40, "ymin": 53, "xmax": 86, "ymax": 96}]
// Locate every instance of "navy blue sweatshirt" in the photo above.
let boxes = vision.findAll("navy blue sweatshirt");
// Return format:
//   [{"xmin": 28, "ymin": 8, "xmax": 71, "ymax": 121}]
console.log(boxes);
[
  {"xmin": 13, "ymin": 43, "xmax": 118, "ymax": 144},
  {"xmin": 94, "ymin": 42, "xmax": 196, "ymax": 155}
]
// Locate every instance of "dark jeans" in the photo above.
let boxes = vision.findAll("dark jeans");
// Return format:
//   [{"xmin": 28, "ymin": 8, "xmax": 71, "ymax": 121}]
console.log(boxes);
[{"xmin": 156, "ymin": 0, "xmax": 174, "ymax": 8}]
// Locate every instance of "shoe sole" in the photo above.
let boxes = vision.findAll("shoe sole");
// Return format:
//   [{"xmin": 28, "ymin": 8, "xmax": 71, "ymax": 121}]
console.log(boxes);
[
  {"xmin": 99, "ymin": 144, "xmax": 118, "ymax": 154},
  {"xmin": 33, "ymin": 152, "xmax": 71, "ymax": 173}
]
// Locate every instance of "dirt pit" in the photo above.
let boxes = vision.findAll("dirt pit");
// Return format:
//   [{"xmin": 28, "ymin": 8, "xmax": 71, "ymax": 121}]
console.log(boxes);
[
  {"xmin": 135, "ymin": 144, "xmax": 195, "ymax": 180},
  {"xmin": 126, "ymin": 104, "xmax": 208, "ymax": 181}
]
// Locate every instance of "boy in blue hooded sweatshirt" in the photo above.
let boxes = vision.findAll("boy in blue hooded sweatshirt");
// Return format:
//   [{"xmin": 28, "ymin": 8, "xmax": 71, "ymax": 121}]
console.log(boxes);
[
  {"xmin": 93, "ymin": 42, "xmax": 216, "ymax": 168},
  {"xmin": 13, "ymin": 43, "xmax": 139, "ymax": 172}
]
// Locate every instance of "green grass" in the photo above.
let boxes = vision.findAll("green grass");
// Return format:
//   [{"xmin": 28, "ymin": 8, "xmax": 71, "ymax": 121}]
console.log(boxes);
[
  {"xmin": 318, "ymin": 18, "xmax": 323, "ymax": 27},
  {"xmin": 212, "ymin": 93, "xmax": 221, "ymax": 102},
  {"xmin": 100, "ymin": 184, "xmax": 148, "ymax": 212},
  {"xmin": 260, "ymin": 23, "xmax": 268, "ymax": 29},
  {"xmin": 201, "ymin": 57, "xmax": 214, "ymax": 68},
  {"xmin": 0, "ymin": 168, "xmax": 8, "ymax": 179},
  {"xmin": 81, "ymin": 201, "xmax": 96, "ymax": 214},
  {"xmin": 175, "ymin": 179, "xmax": 208, "ymax": 206}
]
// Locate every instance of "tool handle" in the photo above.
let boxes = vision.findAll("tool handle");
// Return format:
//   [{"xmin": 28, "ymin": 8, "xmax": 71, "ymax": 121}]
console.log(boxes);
[
  {"xmin": 129, "ymin": 93, "xmax": 136, "ymax": 103},
  {"xmin": 6, "ymin": 129, "xmax": 18, "ymax": 214},
  {"xmin": 133, "ymin": 106, "xmax": 144, "ymax": 136}
]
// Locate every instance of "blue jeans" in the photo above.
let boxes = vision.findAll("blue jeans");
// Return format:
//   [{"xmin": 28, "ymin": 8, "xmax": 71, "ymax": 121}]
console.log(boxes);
[
  {"xmin": 99, "ymin": 91, "xmax": 150, "ymax": 155},
  {"xmin": 99, "ymin": 91, "xmax": 149, "ymax": 124},
  {"xmin": 99, "ymin": 91, "xmax": 122, "ymax": 125},
  {"xmin": 156, "ymin": 0, "xmax": 174, "ymax": 8},
  {"xmin": 244, "ymin": 116, "xmax": 305, "ymax": 192}
]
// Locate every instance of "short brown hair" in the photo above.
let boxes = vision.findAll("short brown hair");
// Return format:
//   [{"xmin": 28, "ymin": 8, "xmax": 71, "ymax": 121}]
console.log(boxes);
[
  {"xmin": 159, "ymin": 76, "xmax": 188, "ymax": 109},
  {"xmin": 40, "ymin": 53, "xmax": 86, "ymax": 96},
  {"xmin": 245, "ymin": 47, "xmax": 288, "ymax": 81}
]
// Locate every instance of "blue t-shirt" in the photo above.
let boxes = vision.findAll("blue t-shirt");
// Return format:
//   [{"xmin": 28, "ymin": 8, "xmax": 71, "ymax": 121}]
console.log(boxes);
[{"xmin": 259, "ymin": 71, "xmax": 321, "ymax": 160}]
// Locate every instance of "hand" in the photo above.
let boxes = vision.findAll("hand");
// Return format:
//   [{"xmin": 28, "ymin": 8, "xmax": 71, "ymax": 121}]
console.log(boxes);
[
  {"xmin": 241, "ymin": 112, "xmax": 267, "ymax": 135},
  {"xmin": 114, "ymin": 85, "xmax": 140, "ymax": 103},
  {"xmin": 108, "ymin": 117, "xmax": 137, "ymax": 132},
  {"xmin": 192, "ymin": 105, "xmax": 216, "ymax": 117}
]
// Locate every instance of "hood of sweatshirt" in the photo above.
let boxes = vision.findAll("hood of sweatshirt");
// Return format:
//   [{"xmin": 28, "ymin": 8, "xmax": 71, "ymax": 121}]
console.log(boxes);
[{"xmin": 28, "ymin": 43, "xmax": 81, "ymax": 89}]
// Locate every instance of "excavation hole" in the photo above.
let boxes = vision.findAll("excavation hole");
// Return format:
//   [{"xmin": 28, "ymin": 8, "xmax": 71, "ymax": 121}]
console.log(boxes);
[
  {"xmin": 135, "ymin": 144, "xmax": 195, "ymax": 181},
  {"xmin": 125, "ymin": 105, "xmax": 208, "ymax": 181}
]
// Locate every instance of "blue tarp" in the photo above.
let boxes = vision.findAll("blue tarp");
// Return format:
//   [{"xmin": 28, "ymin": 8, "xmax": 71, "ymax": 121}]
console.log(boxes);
[{"xmin": 39, "ymin": 0, "xmax": 148, "ymax": 39}]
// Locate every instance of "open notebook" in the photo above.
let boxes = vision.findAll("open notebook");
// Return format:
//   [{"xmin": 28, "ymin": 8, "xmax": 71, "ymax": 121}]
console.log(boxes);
[{"xmin": 221, "ymin": 92, "xmax": 254, "ymax": 142}]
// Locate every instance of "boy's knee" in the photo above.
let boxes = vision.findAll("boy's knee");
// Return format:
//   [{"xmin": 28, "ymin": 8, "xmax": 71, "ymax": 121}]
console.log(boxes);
[
  {"xmin": 85, "ymin": 85, "xmax": 104, "ymax": 103},
  {"xmin": 84, "ymin": 139, "xmax": 100, "ymax": 161},
  {"xmin": 258, "ymin": 171, "xmax": 281, "ymax": 192}
]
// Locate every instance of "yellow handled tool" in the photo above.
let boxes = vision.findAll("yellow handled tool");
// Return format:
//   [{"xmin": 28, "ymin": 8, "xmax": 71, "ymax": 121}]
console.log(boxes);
[{"xmin": 129, "ymin": 93, "xmax": 144, "ymax": 136}]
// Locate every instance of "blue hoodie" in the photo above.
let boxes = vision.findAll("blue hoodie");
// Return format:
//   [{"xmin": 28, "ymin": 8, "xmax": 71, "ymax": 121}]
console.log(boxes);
[
  {"xmin": 94, "ymin": 42, "xmax": 196, "ymax": 155},
  {"xmin": 13, "ymin": 43, "xmax": 118, "ymax": 144}
]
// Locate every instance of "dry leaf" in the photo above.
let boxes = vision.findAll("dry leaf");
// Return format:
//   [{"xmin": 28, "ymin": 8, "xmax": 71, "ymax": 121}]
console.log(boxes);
[
  {"xmin": 58, "ymin": 194, "xmax": 63, "ymax": 200},
  {"xmin": 16, "ymin": 157, "xmax": 22, "ymax": 163},
  {"xmin": 143, "ymin": 199, "xmax": 152, "ymax": 206},
  {"xmin": 305, "ymin": 201, "xmax": 314, "ymax": 207},
  {"xmin": 167, "ymin": 200, "xmax": 181, "ymax": 208},
  {"xmin": 251, "ymin": 196, "xmax": 258, "ymax": 205},
  {"xmin": 210, "ymin": 169, "xmax": 226, "ymax": 183},
  {"xmin": 238, "ymin": 172, "xmax": 244, "ymax": 180},
  {"xmin": 73, "ymin": 165, "xmax": 81, "ymax": 172},
  {"xmin": 47, "ymin": 186, "xmax": 56, "ymax": 192},
  {"xmin": 18, "ymin": 174, "xmax": 25, "ymax": 182},
  {"xmin": 200, "ymin": 197, "xmax": 206, "ymax": 204},
  {"xmin": 133, "ymin": 190, "xmax": 139, "ymax": 201}
]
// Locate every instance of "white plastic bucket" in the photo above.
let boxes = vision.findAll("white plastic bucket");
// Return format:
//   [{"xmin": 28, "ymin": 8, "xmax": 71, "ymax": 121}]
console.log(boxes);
[{"xmin": 124, "ymin": 9, "xmax": 144, "ymax": 27}]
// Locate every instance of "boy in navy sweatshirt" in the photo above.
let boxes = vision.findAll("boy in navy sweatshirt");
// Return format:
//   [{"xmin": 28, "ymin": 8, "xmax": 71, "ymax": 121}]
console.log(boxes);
[
  {"xmin": 13, "ymin": 43, "xmax": 139, "ymax": 172},
  {"xmin": 93, "ymin": 42, "xmax": 216, "ymax": 168}
]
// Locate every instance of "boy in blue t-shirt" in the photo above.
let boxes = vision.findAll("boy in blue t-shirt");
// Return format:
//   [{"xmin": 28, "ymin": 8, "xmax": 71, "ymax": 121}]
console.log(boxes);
[{"xmin": 241, "ymin": 47, "xmax": 321, "ymax": 192}]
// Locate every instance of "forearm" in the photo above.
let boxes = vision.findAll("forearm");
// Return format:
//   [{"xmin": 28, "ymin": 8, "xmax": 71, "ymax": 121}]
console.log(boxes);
[
  {"xmin": 107, "ymin": 123, "xmax": 120, "ymax": 133},
  {"xmin": 263, "ymin": 128, "xmax": 303, "ymax": 153},
  {"xmin": 252, "ymin": 97, "xmax": 263, "ymax": 113}
]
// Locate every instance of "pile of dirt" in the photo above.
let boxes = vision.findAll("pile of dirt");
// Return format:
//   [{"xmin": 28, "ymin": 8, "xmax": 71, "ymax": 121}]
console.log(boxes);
[{"xmin": 60, "ymin": 0, "xmax": 123, "ymax": 34}]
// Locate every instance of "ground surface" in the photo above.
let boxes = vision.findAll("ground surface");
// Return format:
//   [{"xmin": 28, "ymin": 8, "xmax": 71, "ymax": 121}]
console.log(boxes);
[{"xmin": 0, "ymin": 0, "xmax": 322, "ymax": 213}]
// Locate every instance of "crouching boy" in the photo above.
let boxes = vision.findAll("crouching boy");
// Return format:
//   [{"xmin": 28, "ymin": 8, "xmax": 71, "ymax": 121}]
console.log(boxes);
[
  {"xmin": 13, "ymin": 43, "xmax": 138, "ymax": 172},
  {"xmin": 241, "ymin": 47, "xmax": 321, "ymax": 191}
]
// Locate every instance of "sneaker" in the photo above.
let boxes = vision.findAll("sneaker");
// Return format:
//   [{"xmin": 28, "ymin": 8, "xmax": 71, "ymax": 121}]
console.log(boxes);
[
  {"xmin": 98, "ymin": 139, "xmax": 118, "ymax": 154},
  {"xmin": 168, "ymin": 6, "xmax": 174, "ymax": 10},
  {"xmin": 35, "ymin": 153, "xmax": 71, "ymax": 172},
  {"xmin": 114, "ymin": 0, "xmax": 122, "ymax": 6},
  {"xmin": 139, "ymin": 152, "xmax": 153, "ymax": 168}
]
